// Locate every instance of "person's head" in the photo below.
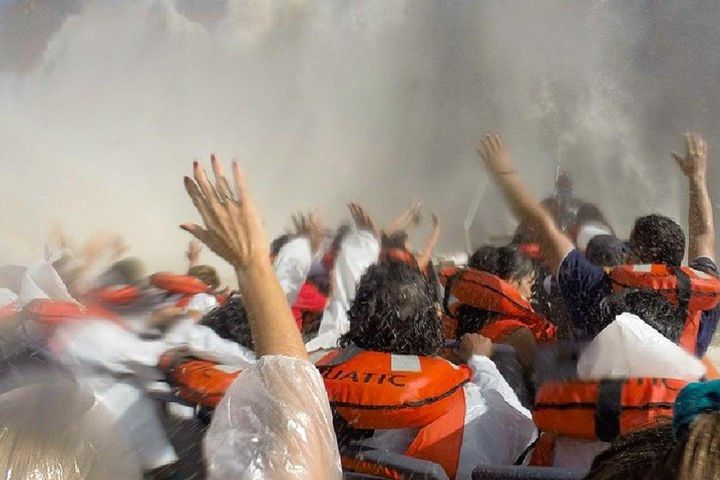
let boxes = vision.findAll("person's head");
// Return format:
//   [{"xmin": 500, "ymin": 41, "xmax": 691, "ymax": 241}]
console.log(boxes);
[
  {"xmin": 0, "ymin": 380, "xmax": 142, "ymax": 479},
  {"xmin": 381, "ymin": 231, "xmax": 410, "ymax": 251},
  {"xmin": 585, "ymin": 423, "xmax": 675, "ymax": 480},
  {"xmin": 200, "ymin": 294, "xmax": 254, "ymax": 350},
  {"xmin": 340, "ymin": 261, "xmax": 443, "ymax": 356},
  {"xmin": 600, "ymin": 289, "xmax": 684, "ymax": 342},
  {"xmin": 188, "ymin": 264, "xmax": 220, "ymax": 290},
  {"xmin": 654, "ymin": 411, "xmax": 720, "ymax": 480},
  {"xmin": 655, "ymin": 380, "xmax": 720, "ymax": 480},
  {"xmin": 269, "ymin": 234, "xmax": 293, "ymax": 263},
  {"xmin": 585, "ymin": 235, "xmax": 628, "ymax": 269},
  {"xmin": 628, "ymin": 215, "xmax": 685, "ymax": 267},
  {"xmin": 469, "ymin": 245, "xmax": 536, "ymax": 299}
]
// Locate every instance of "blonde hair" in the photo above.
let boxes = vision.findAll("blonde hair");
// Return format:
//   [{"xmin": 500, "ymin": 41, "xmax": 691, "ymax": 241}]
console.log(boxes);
[
  {"xmin": 0, "ymin": 379, "xmax": 142, "ymax": 480},
  {"xmin": 677, "ymin": 411, "xmax": 720, "ymax": 480}
]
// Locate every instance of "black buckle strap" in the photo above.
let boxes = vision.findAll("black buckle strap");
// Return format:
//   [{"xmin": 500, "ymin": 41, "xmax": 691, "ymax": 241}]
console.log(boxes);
[
  {"xmin": 595, "ymin": 379, "xmax": 623, "ymax": 442},
  {"xmin": 670, "ymin": 266, "xmax": 692, "ymax": 316}
]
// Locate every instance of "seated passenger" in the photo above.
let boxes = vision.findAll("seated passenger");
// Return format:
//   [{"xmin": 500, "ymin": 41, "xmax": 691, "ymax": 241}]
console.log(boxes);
[
  {"xmin": 532, "ymin": 289, "xmax": 706, "ymax": 470},
  {"xmin": 317, "ymin": 260, "xmax": 537, "ymax": 479},
  {"xmin": 442, "ymin": 246, "xmax": 555, "ymax": 374},
  {"xmin": 478, "ymin": 133, "xmax": 720, "ymax": 357}
]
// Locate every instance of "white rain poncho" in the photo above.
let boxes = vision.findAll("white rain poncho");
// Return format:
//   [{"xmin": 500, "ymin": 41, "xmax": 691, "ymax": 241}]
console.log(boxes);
[
  {"xmin": 306, "ymin": 229, "xmax": 379, "ymax": 351},
  {"xmin": 204, "ymin": 355, "xmax": 342, "ymax": 480},
  {"xmin": 274, "ymin": 237, "xmax": 314, "ymax": 305},
  {"xmin": 551, "ymin": 312, "xmax": 706, "ymax": 469}
]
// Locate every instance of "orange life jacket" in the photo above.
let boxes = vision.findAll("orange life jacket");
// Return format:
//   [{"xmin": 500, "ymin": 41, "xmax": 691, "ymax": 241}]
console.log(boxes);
[
  {"xmin": 150, "ymin": 272, "xmax": 210, "ymax": 308},
  {"xmin": 440, "ymin": 267, "xmax": 556, "ymax": 343},
  {"xmin": 157, "ymin": 353, "xmax": 241, "ymax": 408},
  {"xmin": 22, "ymin": 299, "xmax": 117, "ymax": 326},
  {"xmin": 609, "ymin": 264, "xmax": 720, "ymax": 355},
  {"xmin": 86, "ymin": 285, "xmax": 141, "ymax": 306},
  {"xmin": 317, "ymin": 348, "xmax": 470, "ymax": 479},
  {"xmin": 0, "ymin": 303, "xmax": 16, "ymax": 319},
  {"xmin": 533, "ymin": 377, "xmax": 687, "ymax": 442}
]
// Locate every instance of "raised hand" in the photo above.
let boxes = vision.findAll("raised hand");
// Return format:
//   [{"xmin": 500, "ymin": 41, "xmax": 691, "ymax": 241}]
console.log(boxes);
[
  {"xmin": 182, "ymin": 155, "xmax": 269, "ymax": 272},
  {"xmin": 457, "ymin": 333, "xmax": 494, "ymax": 361},
  {"xmin": 186, "ymin": 239, "xmax": 202, "ymax": 267},
  {"xmin": 385, "ymin": 200, "xmax": 423, "ymax": 235},
  {"xmin": 291, "ymin": 210, "xmax": 324, "ymax": 253},
  {"xmin": 477, "ymin": 133, "xmax": 516, "ymax": 175},
  {"xmin": 348, "ymin": 202, "xmax": 379, "ymax": 237},
  {"xmin": 672, "ymin": 132, "xmax": 708, "ymax": 179}
]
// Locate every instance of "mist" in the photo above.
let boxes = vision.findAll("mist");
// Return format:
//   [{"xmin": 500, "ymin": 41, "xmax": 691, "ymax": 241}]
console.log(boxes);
[{"xmin": 2, "ymin": 0, "xmax": 720, "ymax": 278}]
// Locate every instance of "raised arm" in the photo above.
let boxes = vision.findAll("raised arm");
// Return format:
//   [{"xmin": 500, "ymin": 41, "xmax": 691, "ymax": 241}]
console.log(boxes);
[
  {"xmin": 182, "ymin": 157, "xmax": 307, "ymax": 360},
  {"xmin": 672, "ymin": 133, "xmax": 715, "ymax": 261},
  {"xmin": 416, "ymin": 212, "xmax": 440, "ymax": 272},
  {"xmin": 477, "ymin": 134, "xmax": 574, "ymax": 273}
]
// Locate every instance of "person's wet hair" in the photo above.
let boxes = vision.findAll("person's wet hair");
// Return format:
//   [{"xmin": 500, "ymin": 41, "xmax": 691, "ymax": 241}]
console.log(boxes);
[
  {"xmin": 586, "ymin": 235, "xmax": 627, "ymax": 268},
  {"xmin": 188, "ymin": 264, "xmax": 220, "ymax": 290},
  {"xmin": 654, "ymin": 412, "xmax": 720, "ymax": 480},
  {"xmin": 381, "ymin": 231, "xmax": 410, "ymax": 250},
  {"xmin": 628, "ymin": 214, "xmax": 685, "ymax": 267},
  {"xmin": 600, "ymin": 289, "xmax": 684, "ymax": 342},
  {"xmin": 576, "ymin": 203, "xmax": 612, "ymax": 231},
  {"xmin": 270, "ymin": 234, "xmax": 293, "ymax": 258},
  {"xmin": 340, "ymin": 261, "xmax": 443, "ymax": 356},
  {"xmin": 458, "ymin": 246, "xmax": 536, "ymax": 337},
  {"xmin": 200, "ymin": 294, "xmax": 254, "ymax": 350},
  {"xmin": 584, "ymin": 423, "xmax": 674, "ymax": 480},
  {"xmin": 468, "ymin": 245, "xmax": 534, "ymax": 283}
]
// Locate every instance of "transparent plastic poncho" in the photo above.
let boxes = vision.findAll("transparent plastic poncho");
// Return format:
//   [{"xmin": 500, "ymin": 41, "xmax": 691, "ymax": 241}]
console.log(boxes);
[{"xmin": 204, "ymin": 355, "xmax": 342, "ymax": 480}]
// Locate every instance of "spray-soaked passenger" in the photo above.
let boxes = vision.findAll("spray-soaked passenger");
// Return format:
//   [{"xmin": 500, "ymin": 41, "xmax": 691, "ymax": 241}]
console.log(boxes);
[{"xmin": 317, "ymin": 260, "xmax": 536, "ymax": 479}]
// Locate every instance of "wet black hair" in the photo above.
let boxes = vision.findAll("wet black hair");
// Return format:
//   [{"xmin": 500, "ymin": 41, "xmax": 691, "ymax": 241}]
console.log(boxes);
[
  {"xmin": 628, "ymin": 215, "xmax": 685, "ymax": 267},
  {"xmin": 585, "ymin": 423, "xmax": 675, "ymax": 480},
  {"xmin": 586, "ymin": 235, "xmax": 628, "ymax": 268},
  {"xmin": 468, "ymin": 245, "xmax": 534, "ymax": 282},
  {"xmin": 599, "ymin": 289, "xmax": 684, "ymax": 343},
  {"xmin": 200, "ymin": 295, "xmax": 254, "ymax": 350},
  {"xmin": 270, "ymin": 234, "xmax": 293, "ymax": 258},
  {"xmin": 340, "ymin": 261, "xmax": 443, "ymax": 356},
  {"xmin": 381, "ymin": 231, "xmax": 409, "ymax": 250},
  {"xmin": 458, "ymin": 246, "xmax": 536, "ymax": 338},
  {"xmin": 576, "ymin": 203, "xmax": 613, "ymax": 231}
]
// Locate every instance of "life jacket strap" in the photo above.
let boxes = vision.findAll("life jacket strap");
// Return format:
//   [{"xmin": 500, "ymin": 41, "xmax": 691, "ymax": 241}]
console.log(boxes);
[{"xmin": 595, "ymin": 379, "xmax": 623, "ymax": 441}]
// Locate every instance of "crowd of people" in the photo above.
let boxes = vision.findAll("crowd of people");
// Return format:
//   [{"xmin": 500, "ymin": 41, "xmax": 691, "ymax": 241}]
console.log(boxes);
[{"xmin": 0, "ymin": 133, "xmax": 719, "ymax": 480}]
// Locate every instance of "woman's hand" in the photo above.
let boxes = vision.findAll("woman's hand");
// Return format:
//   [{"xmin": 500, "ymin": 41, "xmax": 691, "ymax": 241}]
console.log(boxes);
[
  {"xmin": 477, "ymin": 133, "xmax": 516, "ymax": 176},
  {"xmin": 181, "ymin": 155, "xmax": 270, "ymax": 272}
]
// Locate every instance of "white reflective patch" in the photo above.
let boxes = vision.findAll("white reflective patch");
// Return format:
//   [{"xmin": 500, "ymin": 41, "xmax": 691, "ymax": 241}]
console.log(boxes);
[
  {"xmin": 690, "ymin": 268, "xmax": 711, "ymax": 279},
  {"xmin": 391, "ymin": 354, "xmax": 421, "ymax": 372},
  {"xmin": 214, "ymin": 365, "xmax": 242, "ymax": 374},
  {"xmin": 633, "ymin": 264, "xmax": 653, "ymax": 273}
]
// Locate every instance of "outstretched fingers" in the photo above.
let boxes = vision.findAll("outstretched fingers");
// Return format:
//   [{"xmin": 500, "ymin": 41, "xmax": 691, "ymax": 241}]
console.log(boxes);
[
  {"xmin": 184, "ymin": 176, "xmax": 217, "ymax": 230},
  {"xmin": 211, "ymin": 154, "xmax": 234, "ymax": 201}
]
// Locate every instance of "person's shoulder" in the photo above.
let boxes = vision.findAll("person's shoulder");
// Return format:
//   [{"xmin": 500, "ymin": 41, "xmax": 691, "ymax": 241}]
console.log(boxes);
[
  {"xmin": 558, "ymin": 248, "xmax": 605, "ymax": 279},
  {"xmin": 690, "ymin": 256, "xmax": 719, "ymax": 277}
]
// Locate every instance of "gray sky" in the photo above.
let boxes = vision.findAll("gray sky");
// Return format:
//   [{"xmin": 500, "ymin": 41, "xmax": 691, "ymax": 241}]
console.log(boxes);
[{"xmin": 2, "ymin": 0, "xmax": 720, "ymax": 279}]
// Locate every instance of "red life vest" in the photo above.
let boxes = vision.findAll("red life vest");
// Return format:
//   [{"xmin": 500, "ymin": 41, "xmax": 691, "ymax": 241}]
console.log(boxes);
[
  {"xmin": 291, "ymin": 282, "xmax": 327, "ymax": 329},
  {"xmin": 609, "ymin": 264, "xmax": 720, "ymax": 355},
  {"xmin": 317, "ymin": 348, "xmax": 470, "ymax": 479},
  {"xmin": 440, "ymin": 267, "xmax": 556, "ymax": 343},
  {"xmin": 86, "ymin": 285, "xmax": 141, "ymax": 306},
  {"xmin": 157, "ymin": 353, "xmax": 241, "ymax": 408},
  {"xmin": 0, "ymin": 303, "xmax": 16, "ymax": 319},
  {"xmin": 150, "ymin": 272, "xmax": 210, "ymax": 308},
  {"xmin": 533, "ymin": 378, "xmax": 687, "ymax": 443},
  {"xmin": 22, "ymin": 299, "xmax": 118, "ymax": 326},
  {"xmin": 381, "ymin": 248, "xmax": 417, "ymax": 266}
]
